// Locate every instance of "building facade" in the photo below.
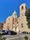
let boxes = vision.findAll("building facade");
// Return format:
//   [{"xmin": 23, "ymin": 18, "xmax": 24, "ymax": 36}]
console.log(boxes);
[
  {"xmin": 3, "ymin": 11, "xmax": 19, "ymax": 32},
  {"xmin": 3, "ymin": 3, "xmax": 30, "ymax": 33}
]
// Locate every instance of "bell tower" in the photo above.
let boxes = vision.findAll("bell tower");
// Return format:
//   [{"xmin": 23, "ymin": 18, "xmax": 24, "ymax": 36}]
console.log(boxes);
[
  {"xmin": 19, "ymin": 3, "xmax": 28, "ymax": 32},
  {"xmin": 20, "ymin": 3, "xmax": 27, "ymax": 16}
]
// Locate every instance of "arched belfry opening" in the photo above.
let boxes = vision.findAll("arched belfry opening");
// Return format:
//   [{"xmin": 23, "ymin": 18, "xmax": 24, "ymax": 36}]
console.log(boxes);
[{"xmin": 21, "ymin": 6, "xmax": 24, "ymax": 10}]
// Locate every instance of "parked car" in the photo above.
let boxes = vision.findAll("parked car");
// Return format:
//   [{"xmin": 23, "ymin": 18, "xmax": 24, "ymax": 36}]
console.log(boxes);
[
  {"xmin": 2, "ymin": 30, "xmax": 6, "ymax": 35},
  {"xmin": 6, "ymin": 30, "xmax": 17, "ymax": 35},
  {"xmin": 22, "ymin": 31, "xmax": 28, "ymax": 34},
  {"xmin": 1, "ymin": 30, "xmax": 17, "ymax": 35}
]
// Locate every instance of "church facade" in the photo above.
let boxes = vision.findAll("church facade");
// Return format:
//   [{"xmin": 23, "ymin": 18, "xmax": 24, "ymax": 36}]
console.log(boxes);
[{"xmin": 3, "ymin": 3, "xmax": 30, "ymax": 33}]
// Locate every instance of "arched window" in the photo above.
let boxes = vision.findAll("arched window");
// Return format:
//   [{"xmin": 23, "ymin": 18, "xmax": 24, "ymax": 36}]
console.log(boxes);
[
  {"xmin": 13, "ymin": 18, "xmax": 14, "ymax": 24},
  {"xmin": 21, "ymin": 23, "xmax": 23, "ymax": 28}
]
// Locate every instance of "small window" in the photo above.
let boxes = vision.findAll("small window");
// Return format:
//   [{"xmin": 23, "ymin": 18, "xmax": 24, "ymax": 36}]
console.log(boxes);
[
  {"xmin": 21, "ymin": 23, "xmax": 23, "ymax": 28},
  {"xmin": 9, "ymin": 18, "xmax": 10, "ymax": 20},
  {"xmin": 17, "ymin": 22, "xmax": 18, "ymax": 24},
  {"xmin": 13, "ymin": 18, "xmax": 14, "ymax": 24}
]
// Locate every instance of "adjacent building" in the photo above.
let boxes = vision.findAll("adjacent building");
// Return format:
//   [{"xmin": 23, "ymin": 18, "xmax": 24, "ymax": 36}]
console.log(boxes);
[{"xmin": 0, "ymin": 23, "xmax": 3, "ymax": 30}]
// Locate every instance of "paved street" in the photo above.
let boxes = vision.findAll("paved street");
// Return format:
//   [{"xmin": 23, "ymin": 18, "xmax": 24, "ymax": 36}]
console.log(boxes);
[
  {"xmin": 6, "ymin": 37, "xmax": 24, "ymax": 40},
  {"xmin": 2, "ymin": 33, "xmax": 30, "ymax": 40}
]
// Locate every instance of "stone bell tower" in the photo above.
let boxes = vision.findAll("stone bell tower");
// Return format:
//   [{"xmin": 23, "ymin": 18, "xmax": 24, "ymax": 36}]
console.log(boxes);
[
  {"xmin": 20, "ymin": 3, "xmax": 27, "ymax": 16},
  {"xmin": 19, "ymin": 3, "xmax": 28, "ymax": 32}
]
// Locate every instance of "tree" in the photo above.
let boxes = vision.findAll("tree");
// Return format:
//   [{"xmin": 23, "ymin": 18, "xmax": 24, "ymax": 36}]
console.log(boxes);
[
  {"xmin": 0, "ymin": 34, "xmax": 6, "ymax": 40},
  {"xmin": 24, "ymin": 36, "xmax": 28, "ymax": 40},
  {"xmin": 25, "ymin": 9, "xmax": 30, "ymax": 28}
]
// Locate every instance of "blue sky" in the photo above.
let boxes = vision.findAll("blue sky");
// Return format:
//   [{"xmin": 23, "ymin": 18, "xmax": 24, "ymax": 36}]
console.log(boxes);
[{"xmin": 0, "ymin": 0, "xmax": 30, "ymax": 23}]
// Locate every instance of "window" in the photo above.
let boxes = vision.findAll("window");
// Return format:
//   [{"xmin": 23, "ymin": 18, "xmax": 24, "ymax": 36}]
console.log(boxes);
[
  {"xmin": 21, "ymin": 23, "xmax": 23, "ymax": 28},
  {"xmin": 13, "ymin": 18, "xmax": 14, "ymax": 24},
  {"xmin": 9, "ymin": 18, "xmax": 10, "ymax": 20},
  {"xmin": 17, "ymin": 22, "xmax": 18, "ymax": 24}
]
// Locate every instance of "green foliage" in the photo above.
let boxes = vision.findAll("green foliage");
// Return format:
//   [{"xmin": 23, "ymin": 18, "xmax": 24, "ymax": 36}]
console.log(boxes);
[
  {"xmin": 2, "ymin": 37, "xmax": 6, "ymax": 40},
  {"xmin": 29, "ymin": 32, "xmax": 30, "ymax": 34},
  {"xmin": 24, "ymin": 36, "xmax": 28, "ymax": 40},
  {"xmin": 0, "ymin": 35, "xmax": 2, "ymax": 40},
  {"xmin": 0, "ymin": 34, "xmax": 6, "ymax": 40},
  {"xmin": 25, "ymin": 9, "xmax": 30, "ymax": 28},
  {"xmin": 25, "ymin": 9, "xmax": 30, "ymax": 16}
]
